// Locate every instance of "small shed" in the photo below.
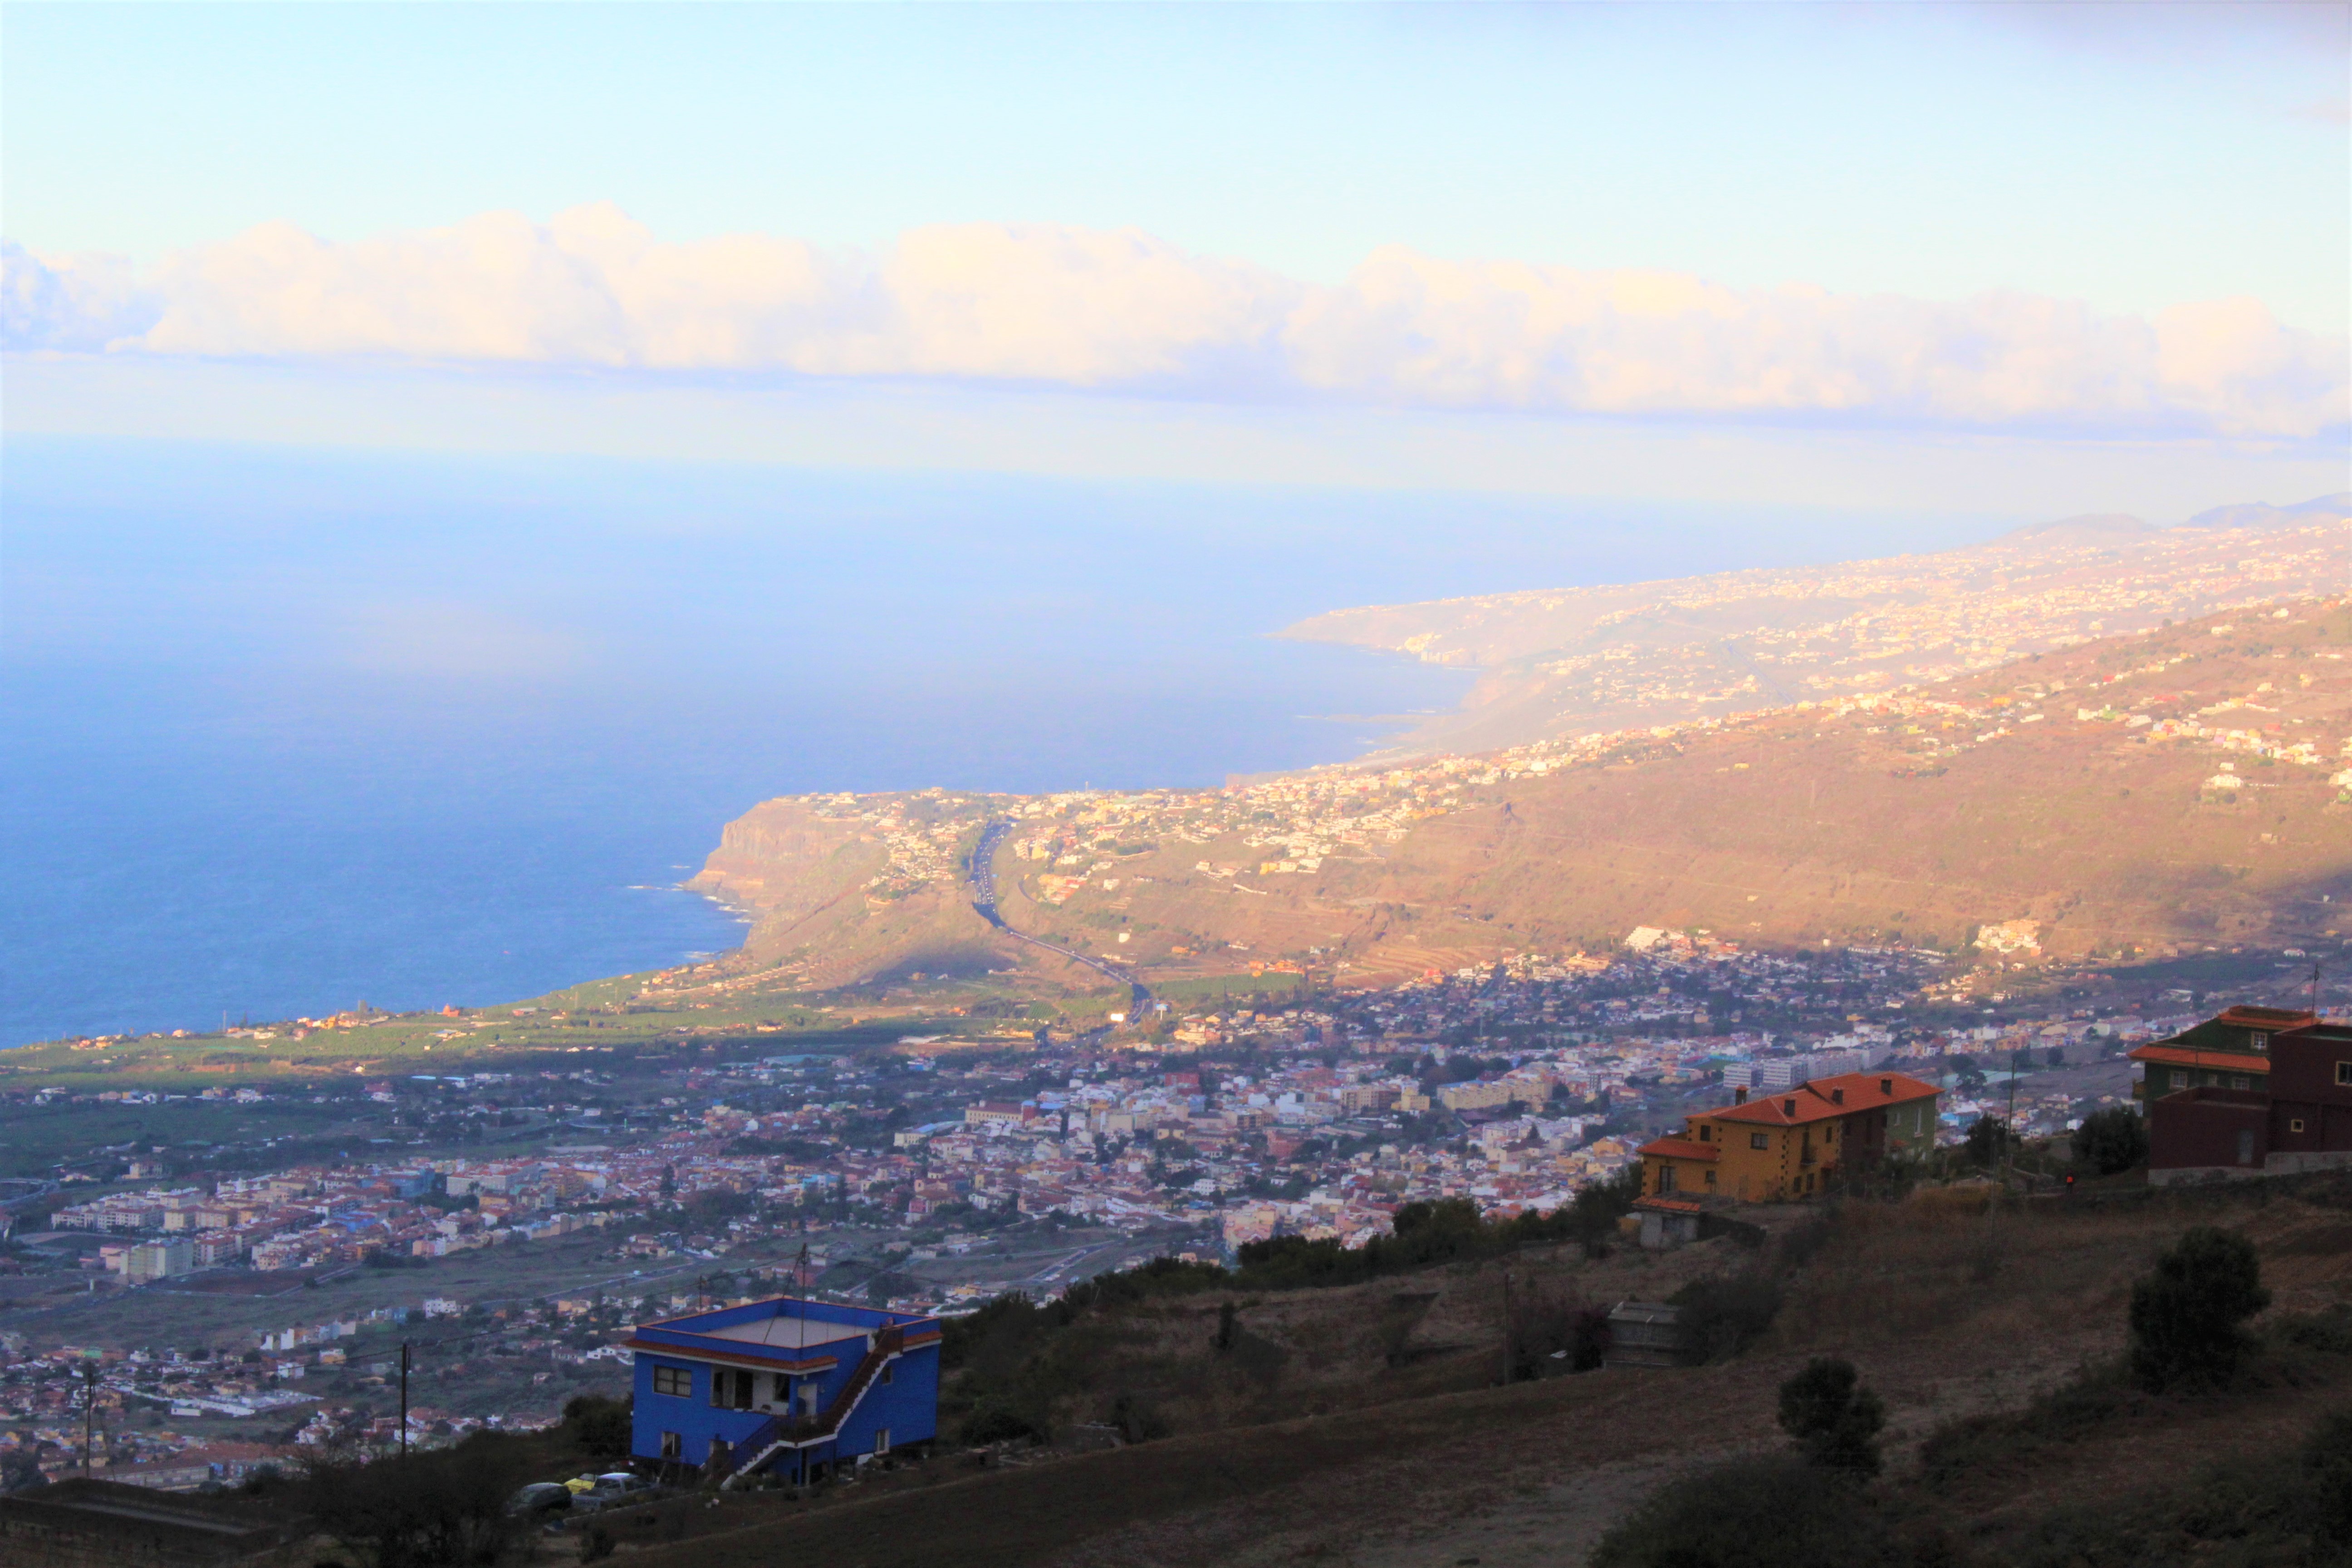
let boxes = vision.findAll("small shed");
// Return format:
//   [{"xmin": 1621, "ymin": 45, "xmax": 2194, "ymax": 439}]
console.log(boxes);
[
  {"xmin": 1633, "ymin": 1196, "xmax": 1705, "ymax": 1250},
  {"xmin": 1605, "ymin": 1300, "xmax": 1687, "ymax": 1368}
]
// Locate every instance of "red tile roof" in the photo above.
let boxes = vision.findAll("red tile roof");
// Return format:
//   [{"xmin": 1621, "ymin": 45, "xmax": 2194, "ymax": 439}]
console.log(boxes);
[
  {"xmin": 2215, "ymin": 1006, "xmax": 2315, "ymax": 1029},
  {"xmin": 2131, "ymin": 1044, "xmax": 2272, "ymax": 1072},
  {"xmin": 1636, "ymin": 1136, "xmax": 1718, "ymax": 1162},
  {"xmin": 1706, "ymin": 1072, "xmax": 1937, "ymax": 1127},
  {"xmin": 1635, "ymin": 1197, "xmax": 1706, "ymax": 1214}
]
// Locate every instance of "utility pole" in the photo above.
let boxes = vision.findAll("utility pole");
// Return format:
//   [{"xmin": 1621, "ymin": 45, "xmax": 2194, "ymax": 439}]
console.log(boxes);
[
  {"xmin": 1498, "ymin": 1269, "xmax": 1516, "ymax": 1386},
  {"xmin": 80, "ymin": 1360, "xmax": 100, "ymax": 1477},
  {"xmin": 2006, "ymin": 1046, "xmax": 2021, "ymax": 1188},
  {"xmin": 398, "ymin": 1342, "xmax": 411, "ymax": 1459}
]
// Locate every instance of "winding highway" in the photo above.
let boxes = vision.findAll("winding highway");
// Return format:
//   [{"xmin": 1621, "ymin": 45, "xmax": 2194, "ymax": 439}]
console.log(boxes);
[{"xmin": 967, "ymin": 819, "xmax": 1154, "ymax": 1023}]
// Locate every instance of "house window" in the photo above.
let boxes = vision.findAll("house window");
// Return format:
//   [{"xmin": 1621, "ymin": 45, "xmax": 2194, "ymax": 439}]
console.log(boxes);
[
  {"xmin": 2236, "ymin": 1130, "xmax": 2256, "ymax": 1166},
  {"xmin": 1750, "ymin": 1132, "xmax": 1769, "ymax": 1151},
  {"xmin": 660, "ymin": 1431, "xmax": 683, "ymax": 1460},
  {"xmin": 2337, "ymin": 1062, "xmax": 2352, "ymax": 1087},
  {"xmin": 2230, "ymin": 1075, "xmax": 2251, "ymax": 1091},
  {"xmin": 1658, "ymin": 1164, "xmax": 1678, "ymax": 1194},
  {"xmin": 710, "ymin": 1368, "xmax": 753, "ymax": 1409},
  {"xmin": 1703, "ymin": 1169, "xmax": 1717, "ymax": 1188},
  {"xmin": 2251, "ymin": 1032, "xmax": 2269, "ymax": 1050},
  {"xmin": 1824, "ymin": 1124, "xmax": 1836, "ymax": 1143},
  {"xmin": 874, "ymin": 1428, "xmax": 892, "ymax": 1455},
  {"xmin": 651, "ymin": 1365, "xmax": 691, "ymax": 1399},
  {"xmin": 1697, "ymin": 1125, "xmax": 1711, "ymax": 1142},
  {"xmin": 2291, "ymin": 1119, "xmax": 2307, "ymax": 1134}
]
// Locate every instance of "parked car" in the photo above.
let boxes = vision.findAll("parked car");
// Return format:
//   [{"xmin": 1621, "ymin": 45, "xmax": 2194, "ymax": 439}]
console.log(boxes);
[
  {"xmin": 573, "ymin": 1471, "xmax": 655, "ymax": 1513},
  {"xmin": 505, "ymin": 1483, "xmax": 573, "ymax": 1518}
]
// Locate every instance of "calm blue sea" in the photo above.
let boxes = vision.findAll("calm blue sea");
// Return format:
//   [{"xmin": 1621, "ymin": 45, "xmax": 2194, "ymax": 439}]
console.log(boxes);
[{"xmin": 0, "ymin": 437, "xmax": 2005, "ymax": 1045}]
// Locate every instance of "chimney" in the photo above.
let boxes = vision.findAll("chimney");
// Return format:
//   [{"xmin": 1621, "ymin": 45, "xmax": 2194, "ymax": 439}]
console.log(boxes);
[
  {"xmin": 1783, "ymin": 1099, "xmax": 1798, "ymax": 1116},
  {"xmin": 1831, "ymin": 1088, "xmax": 1845, "ymax": 1105},
  {"xmin": 1879, "ymin": 1077, "xmax": 1893, "ymax": 1096},
  {"xmin": 1734, "ymin": 1087, "xmax": 1748, "ymax": 1104}
]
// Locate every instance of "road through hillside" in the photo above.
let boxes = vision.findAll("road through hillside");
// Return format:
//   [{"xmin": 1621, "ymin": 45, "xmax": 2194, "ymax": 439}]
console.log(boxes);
[{"xmin": 968, "ymin": 819, "xmax": 1153, "ymax": 1023}]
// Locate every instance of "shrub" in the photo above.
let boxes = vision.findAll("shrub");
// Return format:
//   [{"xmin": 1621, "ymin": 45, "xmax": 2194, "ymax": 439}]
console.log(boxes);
[
  {"xmin": 1776, "ymin": 1357, "xmax": 1886, "ymax": 1476},
  {"xmin": 299, "ymin": 1436, "xmax": 529, "ymax": 1568},
  {"xmin": 2070, "ymin": 1106, "xmax": 2149, "ymax": 1175},
  {"xmin": 1590, "ymin": 1456, "xmax": 1935, "ymax": 1568},
  {"xmin": 1670, "ymin": 1273, "xmax": 1784, "ymax": 1363},
  {"xmin": 562, "ymin": 1393, "xmax": 633, "ymax": 1461},
  {"xmin": 2303, "ymin": 1408, "xmax": 2352, "ymax": 1548},
  {"xmin": 1107, "ymin": 1390, "xmax": 1171, "ymax": 1445},
  {"xmin": 1777, "ymin": 1210, "xmax": 1838, "ymax": 1269},
  {"xmin": 1503, "ymin": 1279, "xmax": 1608, "ymax": 1380},
  {"xmin": 958, "ymin": 1405, "xmax": 1042, "ymax": 1446},
  {"xmin": 2128, "ymin": 1226, "xmax": 2271, "ymax": 1391}
]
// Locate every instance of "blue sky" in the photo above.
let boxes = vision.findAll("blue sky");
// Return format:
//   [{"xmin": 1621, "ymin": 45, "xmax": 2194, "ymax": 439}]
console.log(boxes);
[
  {"xmin": 4, "ymin": 2, "xmax": 2345, "ymax": 513},
  {"xmin": 10, "ymin": 4, "xmax": 2347, "ymax": 324}
]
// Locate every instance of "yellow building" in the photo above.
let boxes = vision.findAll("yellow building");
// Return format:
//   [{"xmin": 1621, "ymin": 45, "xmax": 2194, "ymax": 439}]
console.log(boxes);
[{"xmin": 1637, "ymin": 1072, "xmax": 1940, "ymax": 1203}]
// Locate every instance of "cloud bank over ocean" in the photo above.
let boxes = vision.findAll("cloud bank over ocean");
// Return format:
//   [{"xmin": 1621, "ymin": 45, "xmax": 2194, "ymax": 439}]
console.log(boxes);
[{"xmin": 6, "ymin": 203, "xmax": 2345, "ymax": 442}]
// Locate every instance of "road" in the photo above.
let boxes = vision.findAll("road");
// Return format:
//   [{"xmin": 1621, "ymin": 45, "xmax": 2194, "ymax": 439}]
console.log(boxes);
[{"xmin": 968, "ymin": 818, "xmax": 1154, "ymax": 1019}]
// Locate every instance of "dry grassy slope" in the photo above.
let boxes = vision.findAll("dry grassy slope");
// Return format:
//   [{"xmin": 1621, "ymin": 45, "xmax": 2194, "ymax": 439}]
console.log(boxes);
[
  {"xmin": 1036, "ymin": 603, "xmax": 2352, "ymax": 975},
  {"xmin": 686, "ymin": 603, "xmax": 2352, "ymax": 994},
  {"xmin": 611, "ymin": 1184, "xmax": 2352, "ymax": 1568},
  {"xmin": 689, "ymin": 799, "xmax": 1084, "ymax": 990}
]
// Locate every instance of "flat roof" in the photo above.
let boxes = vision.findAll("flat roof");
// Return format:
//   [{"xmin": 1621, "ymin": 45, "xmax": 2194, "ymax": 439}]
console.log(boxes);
[{"xmin": 697, "ymin": 1316, "xmax": 866, "ymax": 1350}]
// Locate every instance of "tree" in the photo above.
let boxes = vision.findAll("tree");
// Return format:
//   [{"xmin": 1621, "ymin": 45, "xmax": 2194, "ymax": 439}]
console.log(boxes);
[
  {"xmin": 1962, "ymin": 1114, "xmax": 2015, "ymax": 1168},
  {"xmin": 1777, "ymin": 1357, "xmax": 1886, "ymax": 1475},
  {"xmin": 299, "ymin": 1436, "xmax": 529, "ymax": 1568},
  {"xmin": 2129, "ymin": 1226, "xmax": 2270, "ymax": 1391},
  {"xmin": 562, "ymin": 1394, "xmax": 632, "ymax": 1461},
  {"xmin": 2070, "ymin": 1106, "xmax": 2148, "ymax": 1175}
]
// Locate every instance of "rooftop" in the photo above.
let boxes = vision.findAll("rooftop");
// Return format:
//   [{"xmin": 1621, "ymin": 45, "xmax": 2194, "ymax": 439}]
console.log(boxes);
[
  {"xmin": 1704, "ymin": 1071, "xmax": 1938, "ymax": 1127},
  {"xmin": 628, "ymin": 1295, "xmax": 939, "ymax": 1367}
]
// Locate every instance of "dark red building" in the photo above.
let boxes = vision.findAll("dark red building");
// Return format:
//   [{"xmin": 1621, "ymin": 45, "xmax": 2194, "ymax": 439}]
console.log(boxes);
[{"xmin": 2146, "ymin": 1013, "xmax": 2352, "ymax": 1185}]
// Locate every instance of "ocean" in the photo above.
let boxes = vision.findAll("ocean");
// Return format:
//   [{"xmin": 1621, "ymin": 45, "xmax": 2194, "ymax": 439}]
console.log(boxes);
[{"xmin": 0, "ymin": 436, "xmax": 2004, "ymax": 1045}]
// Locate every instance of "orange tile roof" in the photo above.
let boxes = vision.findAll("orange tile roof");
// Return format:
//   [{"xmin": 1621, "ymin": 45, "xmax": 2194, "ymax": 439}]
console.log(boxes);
[
  {"xmin": 2215, "ymin": 1005, "xmax": 2315, "ymax": 1029},
  {"xmin": 1636, "ymin": 1136, "xmax": 1718, "ymax": 1162},
  {"xmin": 2130, "ymin": 1044, "xmax": 2272, "ymax": 1073},
  {"xmin": 1635, "ymin": 1197, "xmax": 1706, "ymax": 1214},
  {"xmin": 1706, "ymin": 1071, "xmax": 1938, "ymax": 1127}
]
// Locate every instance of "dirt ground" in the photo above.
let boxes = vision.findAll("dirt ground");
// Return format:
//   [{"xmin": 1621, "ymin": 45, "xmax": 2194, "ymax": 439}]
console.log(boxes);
[{"xmin": 595, "ymin": 1182, "xmax": 2352, "ymax": 1568}]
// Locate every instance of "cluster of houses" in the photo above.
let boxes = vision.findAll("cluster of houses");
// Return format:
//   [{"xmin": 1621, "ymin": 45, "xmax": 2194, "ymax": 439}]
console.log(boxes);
[{"xmin": 1632, "ymin": 1003, "xmax": 2352, "ymax": 1230}]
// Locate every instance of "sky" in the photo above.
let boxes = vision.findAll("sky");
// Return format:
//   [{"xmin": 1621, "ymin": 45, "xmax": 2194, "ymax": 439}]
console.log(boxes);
[{"xmin": 4, "ymin": 2, "xmax": 2347, "ymax": 516}]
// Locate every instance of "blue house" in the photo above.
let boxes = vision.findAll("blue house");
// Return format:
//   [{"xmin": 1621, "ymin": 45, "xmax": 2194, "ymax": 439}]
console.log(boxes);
[{"xmin": 623, "ymin": 1296, "xmax": 941, "ymax": 1485}]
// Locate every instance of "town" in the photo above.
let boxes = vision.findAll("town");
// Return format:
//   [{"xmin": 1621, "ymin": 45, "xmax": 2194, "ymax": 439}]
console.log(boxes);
[{"xmin": 10, "ymin": 910, "xmax": 2334, "ymax": 1496}]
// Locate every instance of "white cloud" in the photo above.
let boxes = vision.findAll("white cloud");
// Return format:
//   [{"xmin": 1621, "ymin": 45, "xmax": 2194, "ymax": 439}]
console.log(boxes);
[
  {"xmin": 4, "ymin": 205, "xmax": 2343, "ymax": 441},
  {"xmin": 1, "ymin": 240, "xmax": 151, "ymax": 351}
]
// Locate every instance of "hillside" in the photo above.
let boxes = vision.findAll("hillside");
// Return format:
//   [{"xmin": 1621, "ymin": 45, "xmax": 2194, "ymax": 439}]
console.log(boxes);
[
  {"xmin": 577, "ymin": 1173, "xmax": 2352, "ymax": 1568},
  {"xmin": 1279, "ymin": 496, "xmax": 2348, "ymax": 758},
  {"xmin": 686, "ymin": 600, "xmax": 2352, "ymax": 996}
]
